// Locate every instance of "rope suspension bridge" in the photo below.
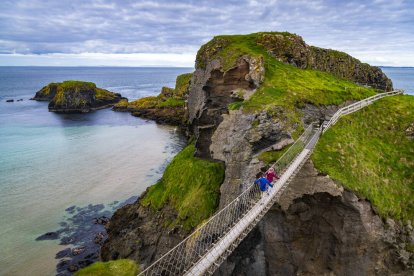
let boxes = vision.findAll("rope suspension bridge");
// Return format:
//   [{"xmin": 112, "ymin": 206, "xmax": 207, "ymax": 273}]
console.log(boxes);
[{"xmin": 139, "ymin": 90, "xmax": 403, "ymax": 276}]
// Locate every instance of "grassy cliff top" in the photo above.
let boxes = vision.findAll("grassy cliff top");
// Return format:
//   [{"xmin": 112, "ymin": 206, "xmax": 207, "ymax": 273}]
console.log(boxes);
[
  {"xmin": 313, "ymin": 95, "xmax": 414, "ymax": 223},
  {"xmin": 58, "ymin": 80, "xmax": 97, "ymax": 89},
  {"xmin": 197, "ymin": 32, "xmax": 380, "ymax": 133},
  {"xmin": 141, "ymin": 144, "xmax": 224, "ymax": 230}
]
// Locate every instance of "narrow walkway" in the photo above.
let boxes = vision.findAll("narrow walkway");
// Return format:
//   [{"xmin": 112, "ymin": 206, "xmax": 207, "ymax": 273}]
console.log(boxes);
[{"xmin": 139, "ymin": 90, "xmax": 403, "ymax": 276}]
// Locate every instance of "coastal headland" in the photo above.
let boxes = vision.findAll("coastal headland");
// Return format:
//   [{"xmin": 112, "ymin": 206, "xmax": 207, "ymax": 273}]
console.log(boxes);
[{"xmin": 59, "ymin": 32, "xmax": 413, "ymax": 275}]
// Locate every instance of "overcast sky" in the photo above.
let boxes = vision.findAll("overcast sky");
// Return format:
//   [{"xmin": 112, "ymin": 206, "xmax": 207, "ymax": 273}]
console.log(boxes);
[{"xmin": 0, "ymin": 0, "xmax": 413, "ymax": 67}]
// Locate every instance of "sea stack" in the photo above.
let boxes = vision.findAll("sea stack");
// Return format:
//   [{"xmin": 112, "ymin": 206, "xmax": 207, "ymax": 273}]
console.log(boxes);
[{"xmin": 32, "ymin": 80, "xmax": 124, "ymax": 113}]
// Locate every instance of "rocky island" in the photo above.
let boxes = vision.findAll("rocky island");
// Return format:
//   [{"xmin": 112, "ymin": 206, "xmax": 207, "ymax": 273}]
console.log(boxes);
[
  {"xmin": 76, "ymin": 32, "xmax": 413, "ymax": 275},
  {"xmin": 32, "ymin": 80, "xmax": 124, "ymax": 113}
]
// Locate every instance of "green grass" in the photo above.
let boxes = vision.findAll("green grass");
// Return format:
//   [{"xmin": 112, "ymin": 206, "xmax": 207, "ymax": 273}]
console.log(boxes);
[
  {"xmin": 141, "ymin": 144, "xmax": 225, "ymax": 230},
  {"xmin": 59, "ymin": 80, "xmax": 96, "ymax": 90},
  {"xmin": 95, "ymin": 88, "xmax": 119, "ymax": 101},
  {"xmin": 312, "ymin": 95, "xmax": 414, "ymax": 223},
  {"xmin": 196, "ymin": 32, "xmax": 378, "ymax": 131},
  {"xmin": 258, "ymin": 146, "xmax": 290, "ymax": 165},
  {"xmin": 74, "ymin": 259, "xmax": 139, "ymax": 276}
]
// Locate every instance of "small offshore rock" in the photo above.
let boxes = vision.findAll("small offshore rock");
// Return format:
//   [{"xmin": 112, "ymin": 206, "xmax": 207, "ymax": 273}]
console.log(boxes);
[
  {"xmin": 68, "ymin": 264, "xmax": 79, "ymax": 272},
  {"xmin": 94, "ymin": 232, "xmax": 105, "ymax": 244},
  {"xmin": 93, "ymin": 216, "xmax": 110, "ymax": 225},
  {"xmin": 65, "ymin": 205, "xmax": 76, "ymax": 212},
  {"xmin": 72, "ymin": 246, "xmax": 85, "ymax": 256},
  {"xmin": 36, "ymin": 231, "xmax": 60, "ymax": 240},
  {"xmin": 55, "ymin": 248, "xmax": 71, "ymax": 259},
  {"xmin": 60, "ymin": 236, "xmax": 75, "ymax": 245}
]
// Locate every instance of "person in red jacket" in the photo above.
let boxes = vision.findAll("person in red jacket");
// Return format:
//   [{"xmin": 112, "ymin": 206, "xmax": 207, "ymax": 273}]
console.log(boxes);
[{"xmin": 266, "ymin": 167, "xmax": 279, "ymax": 183}]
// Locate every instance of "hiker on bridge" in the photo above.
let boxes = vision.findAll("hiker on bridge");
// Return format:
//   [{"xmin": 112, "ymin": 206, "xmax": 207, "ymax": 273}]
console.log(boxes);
[
  {"xmin": 255, "ymin": 176, "xmax": 273, "ymax": 196},
  {"xmin": 266, "ymin": 167, "xmax": 279, "ymax": 183}
]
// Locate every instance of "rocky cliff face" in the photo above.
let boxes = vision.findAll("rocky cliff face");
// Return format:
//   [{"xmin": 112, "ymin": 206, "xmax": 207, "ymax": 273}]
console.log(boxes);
[
  {"xmin": 32, "ymin": 81, "xmax": 124, "ymax": 113},
  {"xmin": 188, "ymin": 56, "xmax": 264, "ymax": 159},
  {"xmin": 256, "ymin": 33, "xmax": 393, "ymax": 91}
]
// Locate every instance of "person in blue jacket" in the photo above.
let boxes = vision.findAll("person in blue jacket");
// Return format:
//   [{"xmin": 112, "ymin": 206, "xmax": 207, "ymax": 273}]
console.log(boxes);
[{"xmin": 255, "ymin": 176, "xmax": 273, "ymax": 196}]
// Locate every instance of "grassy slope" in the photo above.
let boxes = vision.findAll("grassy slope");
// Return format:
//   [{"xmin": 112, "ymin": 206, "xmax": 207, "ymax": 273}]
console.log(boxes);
[
  {"xmin": 313, "ymin": 95, "xmax": 414, "ymax": 223},
  {"xmin": 74, "ymin": 259, "xmax": 139, "ymax": 276},
  {"xmin": 141, "ymin": 144, "xmax": 225, "ymax": 230}
]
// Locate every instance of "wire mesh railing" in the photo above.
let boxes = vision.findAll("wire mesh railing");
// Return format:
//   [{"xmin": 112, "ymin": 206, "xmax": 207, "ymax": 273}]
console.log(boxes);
[
  {"xmin": 138, "ymin": 124, "xmax": 317, "ymax": 276},
  {"xmin": 322, "ymin": 90, "xmax": 403, "ymax": 132}
]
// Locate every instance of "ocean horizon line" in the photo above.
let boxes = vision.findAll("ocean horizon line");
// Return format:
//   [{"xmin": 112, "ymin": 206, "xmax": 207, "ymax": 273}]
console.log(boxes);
[
  {"xmin": 0, "ymin": 65, "xmax": 412, "ymax": 69},
  {"xmin": 0, "ymin": 65, "xmax": 194, "ymax": 68}
]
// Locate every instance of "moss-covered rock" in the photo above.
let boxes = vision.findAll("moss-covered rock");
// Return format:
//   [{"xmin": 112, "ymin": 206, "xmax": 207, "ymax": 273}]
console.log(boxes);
[
  {"xmin": 113, "ymin": 73, "xmax": 192, "ymax": 125},
  {"xmin": 32, "ymin": 80, "xmax": 124, "ymax": 113}
]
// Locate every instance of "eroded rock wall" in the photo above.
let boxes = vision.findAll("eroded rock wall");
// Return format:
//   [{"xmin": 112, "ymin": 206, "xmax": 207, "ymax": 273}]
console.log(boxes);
[
  {"xmin": 256, "ymin": 33, "xmax": 393, "ymax": 91},
  {"xmin": 188, "ymin": 56, "xmax": 264, "ymax": 159}
]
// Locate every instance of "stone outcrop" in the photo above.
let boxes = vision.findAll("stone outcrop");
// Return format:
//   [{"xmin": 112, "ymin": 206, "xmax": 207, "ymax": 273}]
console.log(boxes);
[
  {"xmin": 216, "ymin": 161, "xmax": 414, "ymax": 275},
  {"xmin": 188, "ymin": 56, "xmax": 265, "ymax": 159},
  {"xmin": 256, "ymin": 33, "xmax": 393, "ymax": 91},
  {"xmin": 406, "ymin": 122, "xmax": 414, "ymax": 139},
  {"xmin": 32, "ymin": 81, "xmax": 124, "ymax": 113}
]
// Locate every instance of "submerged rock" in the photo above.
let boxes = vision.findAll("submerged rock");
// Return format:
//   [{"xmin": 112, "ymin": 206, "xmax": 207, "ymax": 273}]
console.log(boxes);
[
  {"xmin": 36, "ymin": 231, "xmax": 61, "ymax": 240},
  {"xmin": 31, "ymin": 80, "xmax": 125, "ymax": 113}
]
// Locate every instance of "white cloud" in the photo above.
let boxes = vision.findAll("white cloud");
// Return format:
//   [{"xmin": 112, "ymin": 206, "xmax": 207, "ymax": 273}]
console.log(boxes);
[
  {"xmin": 0, "ymin": 52, "xmax": 196, "ymax": 67},
  {"xmin": 0, "ymin": 0, "xmax": 413, "ymax": 66}
]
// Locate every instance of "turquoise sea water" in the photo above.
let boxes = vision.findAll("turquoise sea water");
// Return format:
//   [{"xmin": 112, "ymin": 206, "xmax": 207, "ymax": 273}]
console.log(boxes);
[{"xmin": 0, "ymin": 67, "xmax": 191, "ymax": 275}]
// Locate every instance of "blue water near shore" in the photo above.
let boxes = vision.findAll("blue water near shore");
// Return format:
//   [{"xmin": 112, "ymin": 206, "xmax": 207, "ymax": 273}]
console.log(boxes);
[
  {"xmin": 381, "ymin": 67, "xmax": 414, "ymax": 95},
  {"xmin": 0, "ymin": 67, "xmax": 191, "ymax": 275},
  {"xmin": 0, "ymin": 66, "xmax": 412, "ymax": 275}
]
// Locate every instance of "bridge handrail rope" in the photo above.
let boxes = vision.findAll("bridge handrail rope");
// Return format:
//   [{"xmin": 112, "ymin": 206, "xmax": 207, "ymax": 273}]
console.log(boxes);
[
  {"xmin": 138, "ymin": 90, "xmax": 402, "ymax": 276},
  {"xmin": 322, "ymin": 90, "xmax": 403, "ymax": 132}
]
